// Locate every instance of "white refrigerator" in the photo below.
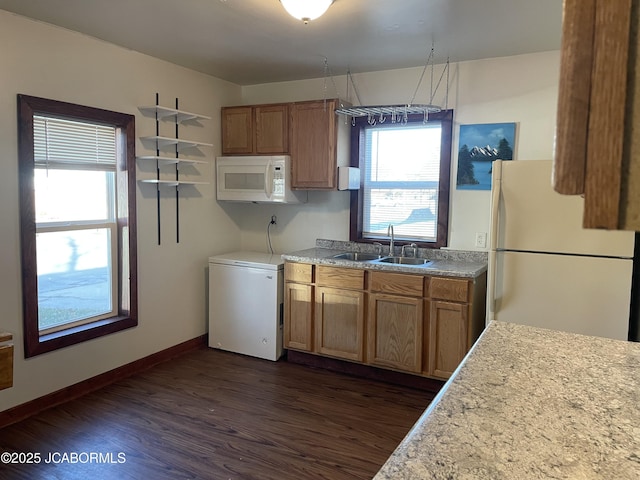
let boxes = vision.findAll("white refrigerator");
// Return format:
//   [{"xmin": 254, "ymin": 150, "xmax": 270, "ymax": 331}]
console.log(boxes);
[{"xmin": 487, "ymin": 160, "xmax": 636, "ymax": 340}]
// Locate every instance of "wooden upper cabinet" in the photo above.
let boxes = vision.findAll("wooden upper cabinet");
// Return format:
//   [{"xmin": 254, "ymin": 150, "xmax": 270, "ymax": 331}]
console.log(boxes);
[
  {"xmin": 255, "ymin": 104, "xmax": 289, "ymax": 154},
  {"xmin": 221, "ymin": 106, "xmax": 253, "ymax": 154},
  {"xmin": 221, "ymin": 99, "xmax": 348, "ymax": 189},
  {"xmin": 553, "ymin": 0, "xmax": 640, "ymax": 230},
  {"xmin": 221, "ymin": 104, "xmax": 289, "ymax": 155},
  {"xmin": 290, "ymin": 99, "xmax": 339, "ymax": 190}
]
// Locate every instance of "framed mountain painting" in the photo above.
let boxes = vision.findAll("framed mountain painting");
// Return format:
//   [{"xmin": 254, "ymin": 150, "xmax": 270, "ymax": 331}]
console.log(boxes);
[{"xmin": 456, "ymin": 122, "xmax": 516, "ymax": 190}]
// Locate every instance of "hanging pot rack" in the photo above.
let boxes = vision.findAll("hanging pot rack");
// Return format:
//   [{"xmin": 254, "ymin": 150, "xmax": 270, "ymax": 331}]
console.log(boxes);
[
  {"xmin": 327, "ymin": 46, "xmax": 450, "ymax": 125},
  {"xmin": 334, "ymin": 103, "xmax": 443, "ymax": 121}
]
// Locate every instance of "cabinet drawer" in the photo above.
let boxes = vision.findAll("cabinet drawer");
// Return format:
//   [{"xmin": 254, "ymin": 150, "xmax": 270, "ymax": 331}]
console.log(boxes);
[
  {"xmin": 285, "ymin": 262, "xmax": 313, "ymax": 284},
  {"xmin": 369, "ymin": 271, "xmax": 424, "ymax": 297},
  {"xmin": 316, "ymin": 265, "xmax": 364, "ymax": 289},
  {"xmin": 428, "ymin": 277, "xmax": 470, "ymax": 302}
]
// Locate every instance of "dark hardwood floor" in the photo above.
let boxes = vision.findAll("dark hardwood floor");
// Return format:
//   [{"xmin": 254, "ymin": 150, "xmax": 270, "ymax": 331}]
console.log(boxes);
[{"xmin": 0, "ymin": 348, "xmax": 435, "ymax": 480}]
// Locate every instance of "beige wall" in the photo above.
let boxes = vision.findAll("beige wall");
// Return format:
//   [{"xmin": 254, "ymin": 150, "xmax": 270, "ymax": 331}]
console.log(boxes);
[
  {"xmin": 0, "ymin": 10, "xmax": 241, "ymax": 411},
  {"xmin": 238, "ymin": 50, "xmax": 561, "ymax": 252},
  {"xmin": 0, "ymin": 8, "xmax": 561, "ymax": 412}
]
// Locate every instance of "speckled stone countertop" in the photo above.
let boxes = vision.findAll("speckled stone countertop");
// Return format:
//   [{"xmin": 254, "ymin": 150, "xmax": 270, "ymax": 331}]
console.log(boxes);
[
  {"xmin": 281, "ymin": 239, "xmax": 487, "ymax": 278},
  {"xmin": 374, "ymin": 321, "xmax": 640, "ymax": 479}
]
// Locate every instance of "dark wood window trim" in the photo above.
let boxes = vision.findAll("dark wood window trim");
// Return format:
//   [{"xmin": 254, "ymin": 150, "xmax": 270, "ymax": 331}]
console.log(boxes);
[
  {"xmin": 17, "ymin": 95, "xmax": 138, "ymax": 357},
  {"xmin": 349, "ymin": 109, "xmax": 453, "ymax": 248}
]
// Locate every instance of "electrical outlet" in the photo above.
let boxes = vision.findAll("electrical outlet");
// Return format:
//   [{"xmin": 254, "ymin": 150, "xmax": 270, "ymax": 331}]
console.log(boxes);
[
  {"xmin": 270, "ymin": 215, "xmax": 277, "ymax": 225},
  {"xmin": 475, "ymin": 232, "xmax": 487, "ymax": 248}
]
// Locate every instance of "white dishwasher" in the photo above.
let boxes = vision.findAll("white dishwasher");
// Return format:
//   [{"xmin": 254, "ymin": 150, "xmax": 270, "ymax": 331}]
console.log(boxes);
[{"xmin": 208, "ymin": 251, "xmax": 284, "ymax": 361}]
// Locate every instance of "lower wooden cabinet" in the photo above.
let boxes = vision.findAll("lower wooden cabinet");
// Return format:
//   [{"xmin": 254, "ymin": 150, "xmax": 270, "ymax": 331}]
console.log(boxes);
[
  {"xmin": 284, "ymin": 282, "xmax": 314, "ymax": 352},
  {"xmin": 284, "ymin": 263, "xmax": 314, "ymax": 352},
  {"xmin": 284, "ymin": 261, "xmax": 486, "ymax": 381},
  {"xmin": 368, "ymin": 293, "xmax": 423, "ymax": 373},
  {"xmin": 314, "ymin": 265, "xmax": 365, "ymax": 361},
  {"xmin": 427, "ymin": 300, "xmax": 468, "ymax": 378},
  {"xmin": 315, "ymin": 286, "xmax": 365, "ymax": 361}
]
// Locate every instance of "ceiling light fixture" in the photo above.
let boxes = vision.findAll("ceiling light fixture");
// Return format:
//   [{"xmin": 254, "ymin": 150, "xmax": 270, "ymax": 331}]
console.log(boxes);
[{"xmin": 280, "ymin": 0, "xmax": 334, "ymax": 24}]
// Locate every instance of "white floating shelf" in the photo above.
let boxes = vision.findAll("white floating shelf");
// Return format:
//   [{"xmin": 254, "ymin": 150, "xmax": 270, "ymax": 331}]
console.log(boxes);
[
  {"xmin": 140, "ymin": 135, "xmax": 213, "ymax": 151},
  {"xmin": 138, "ymin": 98, "xmax": 211, "ymax": 245},
  {"xmin": 140, "ymin": 179, "xmax": 179, "ymax": 186},
  {"xmin": 137, "ymin": 155, "xmax": 207, "ymax": 165},
  {"xmin": 139, "ymin": 179, "xmax": 209, "ymax": 186},
  {"xmin": 139, "ymin": 105, "xmax": 211, "ymax": 123},
  {"xmin": 177, "ymin": 180, "xmax": 209, "ymax": 186}
]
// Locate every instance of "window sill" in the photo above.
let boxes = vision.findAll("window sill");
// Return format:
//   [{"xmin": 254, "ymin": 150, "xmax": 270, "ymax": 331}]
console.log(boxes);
[{"xmin": 25, "ymin": 315, "xmax": 137, "ymax": 358}]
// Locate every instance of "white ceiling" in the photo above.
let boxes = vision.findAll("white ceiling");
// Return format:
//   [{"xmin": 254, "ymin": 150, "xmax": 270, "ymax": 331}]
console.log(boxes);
[{"xmin": 0, "ymin": 0, "xmax": 563, "ymax": 86}]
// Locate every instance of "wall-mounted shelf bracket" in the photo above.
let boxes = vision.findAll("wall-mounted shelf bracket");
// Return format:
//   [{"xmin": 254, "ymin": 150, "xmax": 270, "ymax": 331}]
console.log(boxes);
[{"xmin": 138, "ymin": 93, "xmax": 212, "ymax": 245}]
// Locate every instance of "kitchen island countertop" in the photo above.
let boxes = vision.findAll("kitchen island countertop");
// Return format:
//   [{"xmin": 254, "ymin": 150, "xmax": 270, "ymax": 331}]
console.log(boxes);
[{"xmin": 374, "ymin": 321, "xmax": 640, "ymax": 479}]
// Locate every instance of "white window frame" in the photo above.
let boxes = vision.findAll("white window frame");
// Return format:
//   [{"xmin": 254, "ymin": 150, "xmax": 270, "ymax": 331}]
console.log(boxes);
[{"xmin": 33, "ymin": 115, "xmax": 120, "ymax": 334}]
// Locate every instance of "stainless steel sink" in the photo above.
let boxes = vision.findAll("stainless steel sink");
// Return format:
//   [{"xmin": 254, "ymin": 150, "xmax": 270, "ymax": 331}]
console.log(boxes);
[
  {"xmin": 375, "ymin": 256, "xmax": 433, "ymax": 266},
  {"xmin": 332, "ymin": 252, "xmax": 383, "ymax": 261}
]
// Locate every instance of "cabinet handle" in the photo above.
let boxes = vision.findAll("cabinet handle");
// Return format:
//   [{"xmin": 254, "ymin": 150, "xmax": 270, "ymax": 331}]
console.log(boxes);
[{"xmin": 265, "ymin": 158, "xmax": 273, "ymax": 198}]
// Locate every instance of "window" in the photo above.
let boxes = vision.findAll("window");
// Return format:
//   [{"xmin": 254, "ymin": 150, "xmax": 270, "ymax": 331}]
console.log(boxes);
[
  {"xmin": 18, "ymin": 95, "xmax": 137, "ymax": 357},
  {"xmin": 349, "ymin": 110, "xmax": 453, "ymax": 248}
]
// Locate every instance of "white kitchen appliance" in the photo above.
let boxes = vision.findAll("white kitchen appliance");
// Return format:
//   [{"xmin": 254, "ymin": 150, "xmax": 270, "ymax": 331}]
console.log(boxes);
[
  {"xmin": 487, "ymin": 160, "xmax": 636, "ymax": 340},
  {"xmin": 208, "ymin": 251, "xmax": 284, "ymax": 361},
  {"xmin": 216, "ymin": 155, "xmax": 307, "ymax": 204}
]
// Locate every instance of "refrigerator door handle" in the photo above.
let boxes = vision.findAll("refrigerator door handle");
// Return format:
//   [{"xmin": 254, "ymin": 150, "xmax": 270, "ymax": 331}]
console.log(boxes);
[{"xmin": 487, "ymin": 160, "xmax": 503, "ymax": 323}]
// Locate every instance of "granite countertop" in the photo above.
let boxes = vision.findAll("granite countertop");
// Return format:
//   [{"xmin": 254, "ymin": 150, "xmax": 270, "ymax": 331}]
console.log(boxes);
[
  {"xmin": 281, "ymin": 239, "xmax": 487, "ymax": 279},
  {"xmin": 374, "ymin": 321, "xmax": 640, "ymax": 479}
]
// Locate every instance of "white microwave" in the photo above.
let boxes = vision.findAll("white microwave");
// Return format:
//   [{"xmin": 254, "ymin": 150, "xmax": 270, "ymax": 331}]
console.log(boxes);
[{"xmin": 216, "ymin": 155, "xmax": 307, "ymax": 204}]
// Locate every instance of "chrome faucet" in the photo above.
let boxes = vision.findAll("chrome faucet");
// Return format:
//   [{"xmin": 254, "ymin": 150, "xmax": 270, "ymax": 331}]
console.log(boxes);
[
  {"xmin": 387, "ymin": 224, "xmax": 394, "ymax": 256},
  {"xmin": 402, "ymin": 243, "xmax": 419, "ymax": 257}
]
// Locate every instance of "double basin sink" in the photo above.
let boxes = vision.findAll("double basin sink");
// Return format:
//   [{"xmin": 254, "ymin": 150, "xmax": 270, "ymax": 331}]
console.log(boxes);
[{"xmin": 332, "ymin": 251, "xmax": 433, "ymax": 267}]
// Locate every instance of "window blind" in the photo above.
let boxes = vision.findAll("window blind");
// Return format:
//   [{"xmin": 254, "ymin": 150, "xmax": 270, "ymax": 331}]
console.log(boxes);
[
  {"xmin": 362, "ymin": 123, "xmax": 441, "ymax": 241},
  {"xmin": 34, "ymin": 115, "xmax": 116, "ymax": 171}
]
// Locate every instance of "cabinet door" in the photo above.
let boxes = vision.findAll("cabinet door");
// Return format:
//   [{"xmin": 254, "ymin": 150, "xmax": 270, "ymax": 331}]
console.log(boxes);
[
  {"xmin": 290, "ymin": 99, "xmax": 337, "ymax": 189},
  {"xmin": 255, "ymin": 104, "xmax": 289, "ymax": 154},
  {"xmin": 553, "ymin": 0, "xmax": 637, "ymax": 230},
  {"xmin": 368, "ymin": 293, "xmax": 422, "ymax": 373},
  {"xmin": 221, "ymin": 106, "xmax": 253, "ymax": 154},
  {"xmin": 315, "ymin": 286, "xmax": 364, "ymax": 361},
  {"xmin": 284, "ymin": 282, "xmax": 313, "ymax": 352},
  {"xmin": 427, "ymin": 300, "xmax": 468, "ymax": 379}
]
